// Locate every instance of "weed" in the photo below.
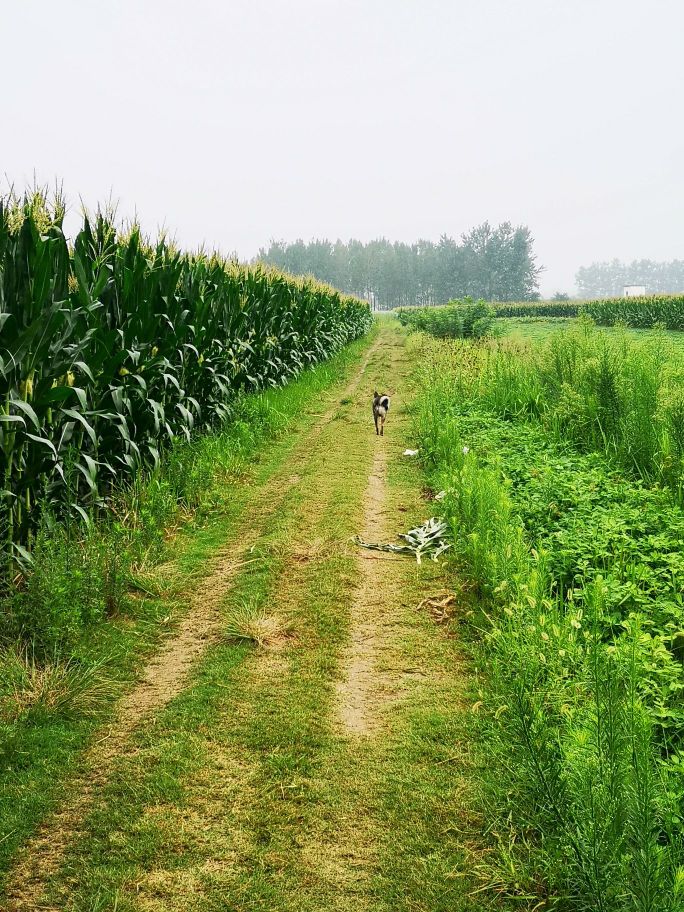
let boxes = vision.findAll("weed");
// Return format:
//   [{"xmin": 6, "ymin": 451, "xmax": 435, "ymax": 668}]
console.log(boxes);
[
  {"xmin": 411, "ymin": 327, "xmax": 684, "ymax": 910},
  {"xmin": 398, "ymin": 299, "xmax": 496, "ymax": 338}
]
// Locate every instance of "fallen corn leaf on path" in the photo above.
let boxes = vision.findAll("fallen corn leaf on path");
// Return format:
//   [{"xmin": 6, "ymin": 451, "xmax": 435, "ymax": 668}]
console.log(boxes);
[{"xmin": 3, "ymin": 320, "xmax": 489, "ymax": 912}]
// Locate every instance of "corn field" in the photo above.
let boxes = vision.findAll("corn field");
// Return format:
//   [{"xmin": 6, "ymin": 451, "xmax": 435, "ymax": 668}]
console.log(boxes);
[
  {"xmin": 492, "ymin": 295, "xmax": 684, "ymax": 325},
  {"xmin": 0, "ymin": 193, "xmax": 371, "ymax": 572},
  {"xmin": 583, "ymin": 294, "xmax": 684, "ymax": 328},
  {"xmin": 490, "ymin": 300, "xmax": 581, "ymax": 317}
]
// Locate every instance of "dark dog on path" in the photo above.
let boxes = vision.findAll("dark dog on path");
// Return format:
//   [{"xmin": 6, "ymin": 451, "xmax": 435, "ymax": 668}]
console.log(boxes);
[{"xmin": 372, "ymin": 391, "xmax": 390, "ymax": 435}]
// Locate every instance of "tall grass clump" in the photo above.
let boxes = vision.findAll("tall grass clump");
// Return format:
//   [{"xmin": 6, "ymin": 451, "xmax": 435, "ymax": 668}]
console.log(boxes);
[
  {"xmin": 0, "ymin": 645, "xmax": 116, "ymax": 724},
  {"xmin": 411, "ymin": 334, "xmax": 684, "ymax": 910},
  {"xmin": 467, "ymin": 318, "xmax": 684, "ymax": 495},
  {"xmin": 0, "ymin": 189, "xmax": 372, "ymax": 578}
]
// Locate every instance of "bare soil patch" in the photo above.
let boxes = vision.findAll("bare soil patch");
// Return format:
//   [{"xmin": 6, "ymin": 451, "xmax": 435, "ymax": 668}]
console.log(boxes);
[{"xmin": 334, "ymin": 442, "xmax": 399, "ymax": 737}]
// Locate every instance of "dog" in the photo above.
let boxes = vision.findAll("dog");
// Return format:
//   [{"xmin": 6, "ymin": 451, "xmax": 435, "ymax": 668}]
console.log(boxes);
[{"xmin": 372, "ymin": 391, "xmax": 390, "ymax": 435}]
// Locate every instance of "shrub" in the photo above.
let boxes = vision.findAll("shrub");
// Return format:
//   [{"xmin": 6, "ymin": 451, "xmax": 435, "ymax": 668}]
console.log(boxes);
[{"xmin": 397, "ymin": 299, "xmax": 495, "ymax": 338}]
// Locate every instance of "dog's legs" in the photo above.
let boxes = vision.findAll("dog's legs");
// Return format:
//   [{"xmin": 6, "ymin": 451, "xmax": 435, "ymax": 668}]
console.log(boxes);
[
  {"xmin": 380, "ymin": 415, "xmax": 385, "ymax": 436},
  {"xmin": 374, "ymin": 414, "xmax": 379, "ymax": 435}
]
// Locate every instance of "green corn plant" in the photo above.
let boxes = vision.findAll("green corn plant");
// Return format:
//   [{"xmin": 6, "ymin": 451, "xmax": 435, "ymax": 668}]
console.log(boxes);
[
  {"xmin": 0, "ymin": 190, "xmax": 372, "ymax": 580},
  {"xmin": 584, "ymin": 294, "xmax": 684, "ymax": 330}
]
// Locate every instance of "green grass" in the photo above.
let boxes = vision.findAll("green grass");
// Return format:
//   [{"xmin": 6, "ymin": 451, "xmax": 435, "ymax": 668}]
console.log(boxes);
[
  {"xmin": 499, "ymin": 315, "xmax": 684, "ymax": 350},
  {"xmin": 475, "ymin": 319, "xmax": 684, "ymax": 495},
  {"xmin": 497, "ymin": 316, "xmax": 573, "ymax": 341},
  {"xmin": 0, "ymin": 329, "xmax": 375, "ymax": 889}
]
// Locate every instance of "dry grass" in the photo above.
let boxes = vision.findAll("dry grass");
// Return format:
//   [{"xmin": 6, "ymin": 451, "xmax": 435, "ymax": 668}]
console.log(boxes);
[
  {"xmin": 223, "ymin": 600, "xmax": 291, "ymax": 648},
  {"xmin": 416, "ymin": 591, "xmax": 457, "ymax": 624},
  {"xmin": 0, "ymin": 646, "xmax": 116, "ymax": 723}
]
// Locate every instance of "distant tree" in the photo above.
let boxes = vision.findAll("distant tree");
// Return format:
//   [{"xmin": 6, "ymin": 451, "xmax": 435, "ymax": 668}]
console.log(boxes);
[
  {"xmin": 460, "ymin": 221, "xmax": 542, "ymax": 301},
  {"xmin": 257, "ymin": 223, "xmax": 542, "ymax": 306},
  {"xmin": 576, "ymin": 259, "xmax": 684, "ymax": 298},
  {"xmin": 553, "ymin": 291, "xmax": 570, "ymax": 301}
]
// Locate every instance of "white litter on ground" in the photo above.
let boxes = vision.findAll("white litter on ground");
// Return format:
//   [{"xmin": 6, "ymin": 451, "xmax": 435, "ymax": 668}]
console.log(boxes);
[{"xmin": 355, "ymin": 517, "xmax": 452, "ymax": 564}]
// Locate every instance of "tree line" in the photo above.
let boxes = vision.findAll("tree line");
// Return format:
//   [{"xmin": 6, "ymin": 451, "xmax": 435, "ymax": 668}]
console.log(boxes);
[
  {"xmin": 576, "ymin": 259, "xmax": 684, "ymax": 298},
  {"xmin": 257, "ymin": 222, "xmax": 542, "ymax": 307}
]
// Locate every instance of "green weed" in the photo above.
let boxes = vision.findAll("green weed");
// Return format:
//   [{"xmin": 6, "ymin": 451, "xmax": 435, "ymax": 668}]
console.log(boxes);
[{"xmin": 411, "ymin": 329, "xmax": 684, "ymax": 910}]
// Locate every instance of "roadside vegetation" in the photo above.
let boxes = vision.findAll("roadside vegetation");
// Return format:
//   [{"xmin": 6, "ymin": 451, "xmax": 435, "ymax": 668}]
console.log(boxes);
[
  {"xmin": 398, "ymin": 294, "xmax": 684, "ymax": 332},
  {"xmin": 410, "ymin": 322, "xmax": 684, "ymax": 909}
]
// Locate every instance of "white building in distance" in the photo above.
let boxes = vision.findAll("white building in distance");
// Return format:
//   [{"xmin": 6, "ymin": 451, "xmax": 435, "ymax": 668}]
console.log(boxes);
[{"xmin": 623, "ymin": 285, "xmax": 646, "ymax": 297}]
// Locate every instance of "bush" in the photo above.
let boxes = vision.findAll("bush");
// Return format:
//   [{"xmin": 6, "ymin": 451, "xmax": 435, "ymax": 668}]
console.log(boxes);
[{"xmin": 397, "ymin": 299, "xmax": 495, "ymax": 338}]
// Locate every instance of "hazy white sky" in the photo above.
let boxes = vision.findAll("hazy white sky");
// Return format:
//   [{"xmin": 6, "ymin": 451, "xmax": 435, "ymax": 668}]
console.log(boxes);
[{"xmin": 3, "ymin": 0, "xmax": 683, "ymax": 295}]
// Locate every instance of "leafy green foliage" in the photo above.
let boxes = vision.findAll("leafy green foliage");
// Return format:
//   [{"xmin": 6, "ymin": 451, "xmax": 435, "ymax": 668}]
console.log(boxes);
[
  {"xmin": 465, "ymin": 320, "xmax": 684, "ymax": 495},
  {"xmin": 397, "ymin": 299, "xmax": 495, "ymax": 338},
  {"xmin": 5, "ymin": 518, "xmax": 127, "ymax": 650},
  {"xmin": 412, "ymin": 333, "xmax": 684, "ymax": 910},
  {"xmin": 584, "ymin": 295, "xmax": 684, "ymax": 329},
  {"xmin": 259, "ymin": 221, "xmax": 542, "ymax": 307}
]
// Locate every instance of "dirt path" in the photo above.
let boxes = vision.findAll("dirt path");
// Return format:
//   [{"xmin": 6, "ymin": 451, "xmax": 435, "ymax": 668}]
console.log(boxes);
[
  {"xmin": 4, "ymin": 321, "xmax": 479, "ymax": 912},
  {"xmin": 4, "ymin": 336, "xmax": 384, "ymax": 912},
  {"xmin": 335, "ymin": 441, "xmax": 394, "ymax": 735}
]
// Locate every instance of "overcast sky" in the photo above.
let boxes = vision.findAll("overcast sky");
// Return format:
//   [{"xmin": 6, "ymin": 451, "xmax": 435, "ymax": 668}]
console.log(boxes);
[{"xmin": 3, "ymin": 0, "xmax": 682, "ymax": 295}]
